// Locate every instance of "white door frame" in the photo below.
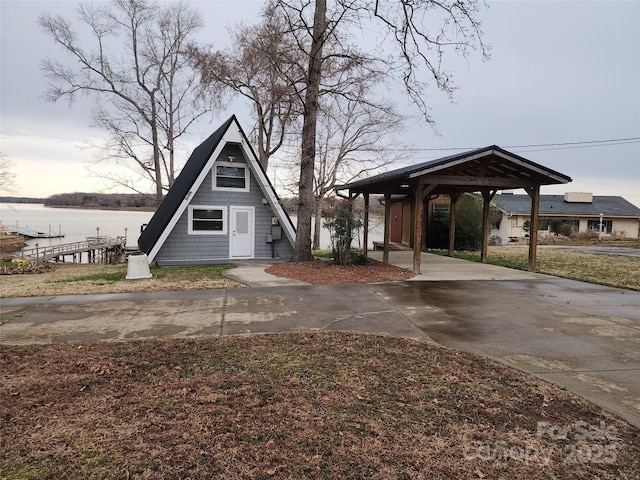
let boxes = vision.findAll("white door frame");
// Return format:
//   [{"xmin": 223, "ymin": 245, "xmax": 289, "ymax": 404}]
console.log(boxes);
[{"xmin": 229, "ymin": 206, "xmax": 255, "ymax": 259}]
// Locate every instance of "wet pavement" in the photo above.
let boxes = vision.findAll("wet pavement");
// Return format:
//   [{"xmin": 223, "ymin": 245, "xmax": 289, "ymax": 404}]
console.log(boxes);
[
  {"xmin": 370, "ymin": 279, "xmax": 640, "ymax": 428},
  {"xmin": 1, "ymin": 253, "xmax": 639, "ymax": 428}
]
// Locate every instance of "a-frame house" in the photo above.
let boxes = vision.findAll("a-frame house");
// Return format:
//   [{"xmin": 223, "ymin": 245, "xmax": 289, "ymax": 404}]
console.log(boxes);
[{"xmin": 138, "ymin": 116, "xmax": 295, "ymax": 266}]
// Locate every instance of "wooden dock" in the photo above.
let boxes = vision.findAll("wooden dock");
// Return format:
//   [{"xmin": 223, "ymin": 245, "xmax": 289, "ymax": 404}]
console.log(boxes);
[
  {"xmin": 0, "ymin": 233, "xmax": 25, "ymax": 254},
  {"xmin": 17, "ymin": 236, "xmax": 127, "ymax": 264},
  {"xmin": 1, "ymin": 224, "xmax": 64, "ymax": 239}
]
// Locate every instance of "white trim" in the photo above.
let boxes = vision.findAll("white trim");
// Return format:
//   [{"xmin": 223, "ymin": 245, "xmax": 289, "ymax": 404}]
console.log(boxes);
[
  {"xmin": 213, "ymin": 161, "xmax": 250, "ymax": 192},
  {"xmin": 238, "ymin": 135, "xmax": 297, "ymax": 246},
  {"xmin": 187, "ymin": 205, "xmax": 228, "ymax": 235}
]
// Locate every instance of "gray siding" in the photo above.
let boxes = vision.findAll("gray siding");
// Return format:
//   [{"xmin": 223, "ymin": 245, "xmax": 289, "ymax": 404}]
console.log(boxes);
[{"xmin": 155, "ymin": 145, "xmax": 293, "ymax": 265}]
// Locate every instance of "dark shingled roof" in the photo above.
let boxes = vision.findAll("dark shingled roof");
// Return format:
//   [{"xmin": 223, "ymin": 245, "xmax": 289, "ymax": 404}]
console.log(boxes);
[
  {"xmin": 337, "ymin": 145, "xmax": 571, "ymax": 193},
  {"xmin": 492, "ymin": 194, "xmax": 640, "ymax": 217},
  {"xmin": 138, "ymin": 116, "xmax": 237, "ymax": 254}
]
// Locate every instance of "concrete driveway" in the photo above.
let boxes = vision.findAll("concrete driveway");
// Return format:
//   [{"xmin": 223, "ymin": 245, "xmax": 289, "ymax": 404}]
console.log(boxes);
[
  {"xmin": 369, "ymin": 278, "xmax": 640, "ymax": 429},
  {"xmin": 1, "ymin": 253, "xmax": 639, "ymax": 428}
]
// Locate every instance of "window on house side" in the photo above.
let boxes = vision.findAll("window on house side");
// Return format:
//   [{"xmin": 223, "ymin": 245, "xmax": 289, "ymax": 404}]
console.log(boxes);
[
  {"xmin": 188, "ymin": 206, "xmax": 227, "ymax": 235},
  {"xmin": 587, "ymin": 219, "xmax": 613, "ymax": 234}
]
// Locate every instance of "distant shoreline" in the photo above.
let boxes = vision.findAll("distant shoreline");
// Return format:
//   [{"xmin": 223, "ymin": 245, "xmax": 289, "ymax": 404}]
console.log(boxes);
[
  {"xmin": 46, "ymin": 205, "xmax": 156, "ymax": 213},
  {"xmin": 1, "ymin": 201, "xmax": 156, "ymax": 213},
  {"xmin": 2, "ymin": 194, "xmax": 157, "ymax": 211}
]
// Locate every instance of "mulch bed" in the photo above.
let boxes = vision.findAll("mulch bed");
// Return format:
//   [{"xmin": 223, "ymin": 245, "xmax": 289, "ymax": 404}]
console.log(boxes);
[
  {"xmin": 0, "ymin": 264, "xmax": 53, "ymax": 275},
  {"xmin": 265, "ymin": 259, "xmax": 416, "ymax": 285}
]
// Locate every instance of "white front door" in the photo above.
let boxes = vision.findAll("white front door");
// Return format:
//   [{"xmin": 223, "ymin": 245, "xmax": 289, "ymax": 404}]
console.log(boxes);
[{"xmin": 230, "ymin": 206, "xmax": 254, "ymax": 258}]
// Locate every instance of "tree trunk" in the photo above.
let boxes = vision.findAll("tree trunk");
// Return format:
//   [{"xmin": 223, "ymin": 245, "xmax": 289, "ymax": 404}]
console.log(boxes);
[
  {"xmin": 257, "ymin": 108, "xmax": 269, "ymax": 171},
  {"xmin": 313, "ymin": 198, "xmax": 322, "ymax": 250},
  {"xmin": 291, "ymin": 0, "xmax": 326, "ymax": 262},
  {"xmin": 150, "ymin": 99, "xmax": 163, "ymax": 207}
]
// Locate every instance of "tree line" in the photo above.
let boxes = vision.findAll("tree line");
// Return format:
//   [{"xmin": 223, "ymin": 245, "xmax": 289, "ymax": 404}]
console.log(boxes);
[
  {"xmin": 44, "ymin": 193, "xmax": 156, "ymax": 209},
  {"xmin": 38, "ymin": 0, "xmax": 488, "ymax": 261}
]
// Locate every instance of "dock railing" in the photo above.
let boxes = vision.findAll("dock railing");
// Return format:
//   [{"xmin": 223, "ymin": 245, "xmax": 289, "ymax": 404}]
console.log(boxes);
[{"xmin": 18, "ymin": 236, "xmax": 127, "ymax": 263}]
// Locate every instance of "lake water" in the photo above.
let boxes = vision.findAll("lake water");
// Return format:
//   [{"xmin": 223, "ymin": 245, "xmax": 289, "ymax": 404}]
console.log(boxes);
[
  {"xmin": 1, "ymin": 203, "xmax": 384, "ymax": 253},
  {"xmin": 1, "ymin": 203, "xmax": 153, "ymax": 249}
]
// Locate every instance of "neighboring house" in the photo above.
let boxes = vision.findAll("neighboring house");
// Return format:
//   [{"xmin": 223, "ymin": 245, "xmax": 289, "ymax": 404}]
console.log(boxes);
[
  {"xmin": 491, "ymin": 192, "xmax": 640, "ymax": 244},
  {"xmin": 138, "ymin": 116, "xmax": 296, "ymax": 266}
]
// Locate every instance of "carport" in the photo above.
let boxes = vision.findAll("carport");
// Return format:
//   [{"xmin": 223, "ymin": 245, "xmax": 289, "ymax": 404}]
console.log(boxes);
[{"xmin": 336, "ymin": 145, "xmax": 572, "ymax": 273}]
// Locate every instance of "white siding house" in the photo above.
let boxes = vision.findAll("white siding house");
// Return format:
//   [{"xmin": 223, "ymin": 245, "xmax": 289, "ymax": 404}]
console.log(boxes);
[{"xmin": 491, "ymin": 192, "xmax": 640, "ymax": 244}]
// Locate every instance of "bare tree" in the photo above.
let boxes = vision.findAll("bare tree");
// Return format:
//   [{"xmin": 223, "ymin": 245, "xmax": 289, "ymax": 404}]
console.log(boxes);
[
  {"xmin": 40, "ymin": 0, "xmax": 209, "ymax": 206},
  {"xmin": 311, "ymin": 89, "xmax": 407, "ymax": 249},
  {"xmin": 0, "ymin": 153, "xmax": 17, "ymax": 193},
  {"xmin": 268, "ymin": 0, "xmax": 488, "ymax": 261},
  {"xmin": 186, "ymin": 12, "xmax": 305, "ymax": 172}
]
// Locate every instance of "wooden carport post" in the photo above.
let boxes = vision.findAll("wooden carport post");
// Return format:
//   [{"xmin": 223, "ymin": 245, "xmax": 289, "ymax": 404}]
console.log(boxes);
[
  {"xmin": 383, "ymin": 190, "xmax": 391, "ymax": 264},
  {"xmin": 525, "ymin": 185, "xmax": 540, "ymax": 271},
  {"xmin": 413, "ymin": 183, "xmax": 437, "ymax": 273},
  {"xmin": 448, "ymin": 192, "xmax": 460, "ymax": 256},
  {"xmin": 362, "ymin": 193, "xmax": 369, "ymax": 259},
  {"xmin": 481, "ymin": 189, "xmax": 498, "ymax": 263}
]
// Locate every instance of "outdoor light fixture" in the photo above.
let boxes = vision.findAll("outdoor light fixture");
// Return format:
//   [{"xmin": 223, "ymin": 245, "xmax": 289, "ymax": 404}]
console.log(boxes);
[
  {"xmin": 228, "ymin": 155, "xmax": 235, "ymax": 162},
  {"xmin": 599, "ymin": 212, "xmax": 604, "ymax": 240}
]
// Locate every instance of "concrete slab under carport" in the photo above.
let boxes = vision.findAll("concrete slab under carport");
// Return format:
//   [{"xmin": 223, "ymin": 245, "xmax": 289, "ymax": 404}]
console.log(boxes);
[{"xmin": 368, "ymin": 250, "xmax": 547, "ymax": 281}]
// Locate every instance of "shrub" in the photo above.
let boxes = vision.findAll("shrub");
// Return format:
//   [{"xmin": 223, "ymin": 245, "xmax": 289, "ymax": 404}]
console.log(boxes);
[
  {"xmin": 571, "ymin": 230, "xmax": 598, "ymax": 241},
  {"xmin": 455, "ymin": 194, "xmax": 502, "ymax": 251},
  {"xmin": 323, "ymin": 200, "xmax": 363, "ymax": 266}
]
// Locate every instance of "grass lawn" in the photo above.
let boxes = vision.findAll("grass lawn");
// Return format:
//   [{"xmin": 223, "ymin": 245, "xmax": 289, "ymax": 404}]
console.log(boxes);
[
  {"xmin": 0, "ymin": 263, "xmax": 240, "ymax": 297},
  {"xmin": 433, "ymin": 246, "xmax": 640, "ymax": 291},
  {"xmin": 2, "ymin": 332, "xmax": 638, "ymax": 479}
]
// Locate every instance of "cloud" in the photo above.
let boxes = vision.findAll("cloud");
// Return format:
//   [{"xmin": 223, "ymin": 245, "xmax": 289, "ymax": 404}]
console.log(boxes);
[{"xmin": 1, "ymin": 0, "xmax": 638, "ymax": 206}]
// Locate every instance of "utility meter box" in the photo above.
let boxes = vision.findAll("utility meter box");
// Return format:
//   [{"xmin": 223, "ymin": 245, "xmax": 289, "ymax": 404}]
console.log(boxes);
[{"xmin": 271, "ymin": 225, "xmax": 282, "ymax": 241}]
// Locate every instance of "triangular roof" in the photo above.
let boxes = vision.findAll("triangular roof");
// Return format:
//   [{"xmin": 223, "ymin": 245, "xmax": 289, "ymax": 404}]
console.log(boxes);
[
  {"xmin": 138, "ymin": 115, "xmax": 295, "ymax": 261},
  {"xmin": 492, "ymin": 194, "xmax": 640, "ymax": 217},
  {"xmin": 337, "ymin": 145, "xmax": 572, "ymax": 194}
]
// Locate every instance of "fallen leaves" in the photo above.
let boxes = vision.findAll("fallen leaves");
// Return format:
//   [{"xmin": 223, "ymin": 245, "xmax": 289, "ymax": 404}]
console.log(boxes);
[
  {"xmin": 90, "ymin": 363, "xmax": 115, "ymax": 375},
  {"xmin": 1, "ymin": 333, "xmax": 638, "ymax": 479}
]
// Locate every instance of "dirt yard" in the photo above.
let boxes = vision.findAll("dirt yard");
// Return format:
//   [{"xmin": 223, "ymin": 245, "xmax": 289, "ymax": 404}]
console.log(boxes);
[{"xmin": 2, "ymin": 333, "xmax": 638, "ymax": 479}]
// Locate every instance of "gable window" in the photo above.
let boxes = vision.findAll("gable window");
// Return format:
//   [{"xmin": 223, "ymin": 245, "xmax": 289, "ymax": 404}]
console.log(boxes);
[
  {"xmin": 188, "ymin": 206, "xmax": 227, "ymax": 235},
  {"xmin": 213, "ymin": 161, "xmax": 249, "ymax": 191}
]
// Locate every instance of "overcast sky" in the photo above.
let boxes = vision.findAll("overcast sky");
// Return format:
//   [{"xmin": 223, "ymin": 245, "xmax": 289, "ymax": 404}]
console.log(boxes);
[{"xmin": 1, "ymin": 0, "xmax": 639, "ymax": 207}]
